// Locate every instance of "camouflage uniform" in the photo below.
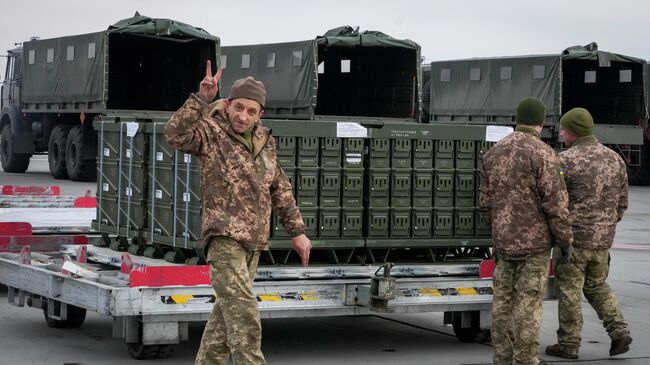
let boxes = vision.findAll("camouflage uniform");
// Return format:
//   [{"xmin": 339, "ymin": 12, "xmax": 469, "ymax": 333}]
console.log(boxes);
[
  {"xmin": 554, "ymin": 136, "xmax": 629, "ymax": 353},
  {"xmin": 165, "ymin": 94, "xmax": 306, "ymax": 365},
  {"xmin": 480, "ymin": 126, "xmax": 573, "ymax": 365}
]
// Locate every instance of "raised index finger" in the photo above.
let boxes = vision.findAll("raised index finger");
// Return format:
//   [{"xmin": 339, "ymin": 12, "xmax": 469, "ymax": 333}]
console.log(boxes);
[{"xmin": 205, "ymin": 60, "xmax": 212, "ymax": 78}]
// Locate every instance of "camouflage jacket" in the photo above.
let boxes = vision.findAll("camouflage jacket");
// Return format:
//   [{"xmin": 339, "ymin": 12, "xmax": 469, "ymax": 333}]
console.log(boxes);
[
  {"xmin": 164, "ymin": 94, "xmax": 305, "ymax": 251},
  {"xmin": 559, "ymin": 136, "xmax": 628, "ymax": 249},
  {"xmin": 479, "ymin": 126, "xmax": 573, "ymax": 256}
]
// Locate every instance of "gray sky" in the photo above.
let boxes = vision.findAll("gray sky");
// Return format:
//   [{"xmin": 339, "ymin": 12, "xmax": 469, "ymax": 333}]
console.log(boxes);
[{"xmin": 2, "ymin": 0, "xmax": 649, "ymax": 77}]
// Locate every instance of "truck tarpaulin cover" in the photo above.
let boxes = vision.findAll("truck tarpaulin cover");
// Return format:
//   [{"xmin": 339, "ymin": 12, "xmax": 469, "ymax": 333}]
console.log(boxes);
[
  {"xmin": 429, "ymin": 42, "xmax": 646, "ymax": 123},
  {"xmin": 220, "ymin": 26, "xmax": 419, "ymax": 119},
  {"xmin": 21, "ymin": 13, "xmax": 218, "ymax": 106}
]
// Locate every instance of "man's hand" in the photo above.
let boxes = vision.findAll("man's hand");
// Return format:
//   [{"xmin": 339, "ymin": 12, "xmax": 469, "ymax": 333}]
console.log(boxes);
[
  {"xmin": 291, "ymin": 234, "xmax": 312, "ymax": 267},
  {"xmin": 199, "ymin": 60, "xmax": 223, "ymax": 102},
  {"xmin": 559, "ymin": 245, "xmax": 573, "ymax": 265}
]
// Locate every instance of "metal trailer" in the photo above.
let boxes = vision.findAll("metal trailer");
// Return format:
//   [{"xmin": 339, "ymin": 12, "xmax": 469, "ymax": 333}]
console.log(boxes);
[{"xmin": 0, "ymin": 240, "xmax": 508, "ymax": 360}]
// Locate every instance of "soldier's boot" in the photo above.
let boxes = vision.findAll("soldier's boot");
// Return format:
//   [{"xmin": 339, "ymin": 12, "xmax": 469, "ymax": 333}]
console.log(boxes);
[
  {"xmin": 545, "ymin": 344, "xmax": 579, "ymax": 359},
  {"xmin": 609, "ymin": 334, "xmax": 632, "ymax": 356}
]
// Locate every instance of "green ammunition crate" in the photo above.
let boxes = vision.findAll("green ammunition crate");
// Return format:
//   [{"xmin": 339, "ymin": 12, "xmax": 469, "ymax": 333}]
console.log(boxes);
[
  {"xmin": 146, "ymin": 123, "xmax": 176, "ymax": 165},
  {"xmin": 296, "ymin": 168, "xmax": 319, "ymax": 208},
  {"xmin": 341, "ymin": 208, "xmax": 363, "ymax": 237},
  {"xmin": 456, "ymin": 141, "xmax": 476, "ymax": 170},
  {"xmin": 367, "ymin": 209, "xmax": 390, "ymax": 237},
  {"xmin": 412, "ymin": 209, "xmax": 433, "ymax": 237},
  {"xmin": 174, "ymin": 205, "xmax": 203, "ymax": 245},
  {"xmin": 433, "ymin": 209, "xmax": 454, "ymax": 237},
  {"xmin": 342, "ymin": 169, "xmax": 364, "ymax": 207},
  {"xmin": 391, "ymin": 139, "xmax": 412, "ymax": 169},
  {"xmin": 174, "ymin": 151, "xmax": 200, "ymax": 170},
  {"xmin": 434, "ymin": 171, "xmax": 454, "ymax": 207},
  {"xmin": 413, "ymin": 139, "xmax": 434, "ymax": 170},
  {"xmin": 148, "ymin": 164, "xmax": 174, "ymax": 203},
  {"xmin": 319, "ymin": 208, "xmax": 341, "ymax": 237},
  {"xmin": 97, "ymin": 122, "xmax": 147, "ymax": 163},
  {"xmin": 272, "ymin": 207, "xmax": 317, "ymax": 238},
  {"xmin": 146, "ymin": 201, "xmax": 174, "ymax": 237},
  {"xmin": 390, "ymin": 208, "xmax": 411, "ymax": 237},
  {"xmin": 413, "ymin": 170, "xmax": 433, "ymax": 207},
  {"xmin": 96, "ymin": 194, "xmax": 146, "ymax": 232},
  {"xmin": 455, "ymin": 209, "xmax": 475, "ymax": 236},
  {"xmin": 319, "ymin": 169, "xmax": 341, "ymax": 207},
  {"xmin": 175, "ymin": 166, "xmax": 202, "ymax": 208},
  {"xmin": 276, "ymin": 136, "xmax": 297, "ymax": 168},
  {"xmin": 282, "ymin": 168, "xmax": 296, "ymax": 196},
  {"xmin": 368, "ymin": 170, "xmax": 390, "ymax": 207},
  {"xmin": 97, "ymin": 160, "xmax": 146, "ymax": 199},
  {"xmin": 455, "ymin": 171, "xmax": 476, "ymax": 208},
  {"xmin": 342, "ymin": 138, "xmax": 365, "ymax": 169},
  {"xmin": 475, "ymin": 209, "xmax": 491, "ymax": 237},
  {"xmin": 390, "ymin": 170, "xmax": 412, "ymax": 208},
  {"xmin": 477, "ymin": 141, "xmax": 495, "ymax": 168},
  {"xmin": 434, "ymin": 140, "xmax": 455, "ymax": 169},
  {"xmin": 297, "ymin": 137, "xmax": 319, "ymax": 167},
  {"xmin": 369, "ymin": 138, "xmax": 390, "ymax": 168},
  {"xmin": 320, "ymin": 138, "xmax": 342, "ymax": 168}
]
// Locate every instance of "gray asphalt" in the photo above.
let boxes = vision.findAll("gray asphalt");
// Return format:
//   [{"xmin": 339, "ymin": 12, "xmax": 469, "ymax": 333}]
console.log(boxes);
[{"xmin": 1, "ymin": 155, "xmax": 649, "ymax": 364}]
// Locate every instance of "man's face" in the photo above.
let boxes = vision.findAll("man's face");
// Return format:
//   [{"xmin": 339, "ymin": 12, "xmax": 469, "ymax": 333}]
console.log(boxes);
[
  {"xmin": 225, "ymin": 98, "xmax": 264, "ymax": 134},
  {"xmin": 560, "ymin": 128, "xmax": 576, "ymax": 147}
]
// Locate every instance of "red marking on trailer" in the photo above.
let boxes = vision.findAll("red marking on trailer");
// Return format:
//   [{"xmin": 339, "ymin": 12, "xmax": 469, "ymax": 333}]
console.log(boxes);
[
  {"xmin": 73, "ymin": 197, "xmax": 96, "ymax": 208},
  {"xmin": 0, "ymin": 222, "xmax": 32, "ymax": 236},
  {"xmin": 129, "ymin": 265, "xmax": 211, "ymax": 288},
  {"xmin": 1, "ymin": 185, "xmax": 61, "ymax": 196}
]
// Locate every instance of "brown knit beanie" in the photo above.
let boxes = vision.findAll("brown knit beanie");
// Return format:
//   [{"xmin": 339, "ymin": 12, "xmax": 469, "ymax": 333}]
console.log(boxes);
[
  {"xmin": 516, "ymin": 97, "xmax": 546, "ymax": 126},
  {"xmin": 228, "ymin": 77, "xmax": 266, "ymax": 108},
  {"xmin": 560, "ymin": 107, "xmax": 594, "ymax": 138}
]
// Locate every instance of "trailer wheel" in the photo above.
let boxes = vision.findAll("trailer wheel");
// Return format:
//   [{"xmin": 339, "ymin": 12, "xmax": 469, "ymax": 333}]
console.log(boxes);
[
  {"xmin": 43, "ymin": 301, "xmax": 87, "ymax": 328},
  {"xmin": 451, "ymin": 311, "xmax": 491, "ymax": 343},
  {"xmin": 0, "ymin": 124, "xmax": 31, "ymax": 173},
  {"xmin": 65, "ymin": 125, "xmax": 97, "ymax": 182},
  {"xmin": 48, "ymin": 124, "xmax": 72, "ymax": 179}
]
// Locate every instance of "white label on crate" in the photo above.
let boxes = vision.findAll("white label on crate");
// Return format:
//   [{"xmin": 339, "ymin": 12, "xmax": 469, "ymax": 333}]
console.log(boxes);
[
  {"xmin": 156, "ymin": 152, "xmax": 163, "ymax": 161},
  {"xmin": 485, "ymin": 126, "xmax": 513, "ymax": 142},
  {"xmin": 103, "ymin": 148, "xmax": 110, "ymax": 157},
  {"xmin": 336, "ymin": 122, "xmax": 367, "ymax": 138},
  {"xmin": 126, "ymin": 149, "xmax": 132, "ymax": 158},
  {"xmin": 102, "ymin": 183, "xmax": 109, "ymax": 192},
  {"xmin": 155, "ymin": 189, "xmax": 163, "ymax": 199},
  {"xmin": 183, "ymin": 192, "xmax": 191, "ymax": 202},
  {"xmin": 125, "ymin": 187, "xmax": 133, "ymax": 196},
  {"xmin": 184, "ymin": 154, "xmax": 192, "ymax": 163},
  {"xmin": 345, "ymin": 153, "xmax": 363, "ymax": 165},
  {"xmin": 125, "ymin": 122, "xmax": 139, "ymax": 137}
]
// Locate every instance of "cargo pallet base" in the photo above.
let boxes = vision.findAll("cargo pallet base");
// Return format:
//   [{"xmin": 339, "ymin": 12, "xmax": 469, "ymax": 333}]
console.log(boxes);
[{"xmin": 0, "ymin": 242, "xmax": 556, "ymax": 360}]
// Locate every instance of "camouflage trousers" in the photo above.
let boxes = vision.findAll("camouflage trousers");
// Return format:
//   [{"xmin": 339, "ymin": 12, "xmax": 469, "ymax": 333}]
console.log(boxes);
[
  {"xmin": 195, "ymin": 237, "xmax": 265, "ymax": 365},
  {"xmin": 492, "ymin": 250, "xmax": 550, "ymax": 365},
  {"xmin": 553, "ymin": 246, "xmax": 629, "ymax": 351}
]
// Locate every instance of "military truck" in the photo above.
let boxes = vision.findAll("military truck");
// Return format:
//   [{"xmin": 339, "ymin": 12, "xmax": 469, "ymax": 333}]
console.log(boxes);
[
  {"xmin": 424, "ymin": 43, "xmax": 650, "ymax": 185},
  {"xmin": 0, "ymin": 13, "xmax": 219, "ymax": 181}
]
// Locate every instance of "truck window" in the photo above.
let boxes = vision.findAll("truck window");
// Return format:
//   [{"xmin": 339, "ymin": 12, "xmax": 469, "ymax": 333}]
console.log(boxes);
[
  {"xmin": 317, "ymin": 61, "xmax": 325, "ymax": 74},
  {"xmin": 14, "ymin": 54, "xmax": 22, "ymax": 80},
  {"xmin": 469, "ymin": 67, "xmax": 480, "ymax": 81},
  {"xmin": 291, "ymin": 50, "xmax": 302, "ymax": 67},
  {"xmin": 500, "ymin": 66, "xmax": 512, "ymax": 80},
  {"xmin": 88, "ymin": 42, "xmax": 96, "ymax": 59},
  {"xmin": 66, "ymin": 45, "xmax": 75, "ymax": 61},
  {"xmin": 584, "ymin": 70, "xmax": 596, "ymax": 84},
  {"xmin": 619, "ymin": 69, "xmax": 632, "ymax": 83},
  {"xmin": 266, "ymin": 52, "xmax": 276, "ymax": 68},
  {"xmin": 46, "ymin": 48, "xmax": 54, "ymax": 63},
  {"xmin": 441, "ymin": 68, "xmax": 451, "ymax": 82},
  {"xmin": 28, "ymin": 50, "xmax": 35, "ymax": 65},
  {"xmin": 4, "ymin": 55, "xmax": 12, "ymax": 80},
  {"xmin": 341, "ymin": 59, "xmax": 350, "ymax": 73},
  {"xmin": 532, "ymin": 65, "xmax": 545, "ymax": 79},
  {"xmin": 241, "ymin": 54, "xmax": 250, "ymax": 69},
  {"xmin": 220, "ymin": 55, "xmax": 228, "ymax": 69}
]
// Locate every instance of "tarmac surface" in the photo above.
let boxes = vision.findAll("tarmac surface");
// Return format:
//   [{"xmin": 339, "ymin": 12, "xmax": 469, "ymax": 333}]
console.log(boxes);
[{"xmin": 1, "ymin": 154, "xmax": 649, "ymax": 364}]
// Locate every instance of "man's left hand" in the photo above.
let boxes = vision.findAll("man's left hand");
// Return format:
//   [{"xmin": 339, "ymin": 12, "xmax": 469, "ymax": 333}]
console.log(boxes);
[{"xmin": 291, "ymin": 234, "xmax": 312, "ymax": 267}]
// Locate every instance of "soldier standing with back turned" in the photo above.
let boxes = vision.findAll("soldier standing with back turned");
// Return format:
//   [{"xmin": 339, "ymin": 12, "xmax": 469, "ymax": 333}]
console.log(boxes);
[
  {"xmin": 545, "ymin": 107, "xmax": 632, "ymax": 359},
  {"xmin": 480, "ymin": 97, "xmax": 573, "ymax": 365}
]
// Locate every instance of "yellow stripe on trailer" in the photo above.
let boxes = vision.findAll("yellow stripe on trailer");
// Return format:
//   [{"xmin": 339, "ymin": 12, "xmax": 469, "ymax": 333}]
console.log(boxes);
[
  {"xmin": 258, "ymin": 295, "xmax": 282, "ymax": 302},
  {"xmin": 456, "ymin": 287, "xmax": 478, "ymax": 296},
  {"xmin": 419, "ymin": 288, "xmax": 442, "ymax": 296},
  {"xmin": 170, "ymin": 295, "xmax": 194, "ymax": 304}
]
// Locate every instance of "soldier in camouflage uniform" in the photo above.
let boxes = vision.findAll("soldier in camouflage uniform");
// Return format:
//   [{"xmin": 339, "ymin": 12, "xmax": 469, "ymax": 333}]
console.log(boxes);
[
  {"xmin": 545, "ymin": 107, "xmax": 632, "ymax": 359},
  {"xmin": 165, "ymin": 61, "xmax": 312, "ymax": 365},
  {"xmin": 480, "ymin": 97, "xmax": 573, "ymax": 365}
]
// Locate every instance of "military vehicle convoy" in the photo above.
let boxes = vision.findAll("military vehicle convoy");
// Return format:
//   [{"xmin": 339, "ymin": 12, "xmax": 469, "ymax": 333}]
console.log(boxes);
[
  {"xmin": 423, "ymin": 43, "xmax": 650, "ymax": 185},
  {"xmin": 0, "ymin": 13, "xmax": 219, "ymax": 181}
]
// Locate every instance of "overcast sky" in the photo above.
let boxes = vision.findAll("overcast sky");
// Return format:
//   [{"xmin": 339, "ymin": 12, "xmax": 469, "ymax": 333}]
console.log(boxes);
[{"xmin": 2, "ymin": 0, "xmax": 649, "ymax": 77}]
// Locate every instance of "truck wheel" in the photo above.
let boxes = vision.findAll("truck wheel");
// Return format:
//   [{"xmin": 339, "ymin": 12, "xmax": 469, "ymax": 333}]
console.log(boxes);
[
  {"xmin": 0, "ymin": 124, "xmax": 31, "ymax": 173},
  {"xmin": 43, "ymin": 301, "xmax": 87, "ymax": 328},
  {"xmin": 65, "ymin": 125, "xmax": 97, "ymax": 182},
  {"xmin": 48, "ymin": 125, "xmax": 72, "ymax": 179}
]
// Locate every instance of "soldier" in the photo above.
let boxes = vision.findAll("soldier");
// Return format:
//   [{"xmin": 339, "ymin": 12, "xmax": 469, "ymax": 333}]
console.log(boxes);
[
  {"xmin": 165, "ymin": 61, "xmax": 312, "ymax": 365},
  {"xmin": 545, "ymin": 107, "xmax": 632, "ymax": 359},
  {"xmin": 480, "ymin": 97, "xmax": 573, "ymax": 365}
]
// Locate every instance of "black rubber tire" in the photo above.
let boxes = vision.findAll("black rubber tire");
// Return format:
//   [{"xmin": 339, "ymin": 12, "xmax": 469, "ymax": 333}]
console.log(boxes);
[
  {"xmin": 451, "ymin": 311, "xmax": 491, "ymax": 343},
  {"xmin": 0, "ymin": 124, "xmax": 31, "ymax": 173},
  {"xmin": 43, "ymin": 301, "xmax": 87, "ymax": 328},
  {"xmin": 65, "ymin": 125, "xmax": 97, "ymax": 182},
  {"xmin": 127, "ymin": 342, "xmax": 175, "ymax": 360},
  {"xmin": 48, "ymin": 124, "xmax": 72, "ymax": 179}
]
